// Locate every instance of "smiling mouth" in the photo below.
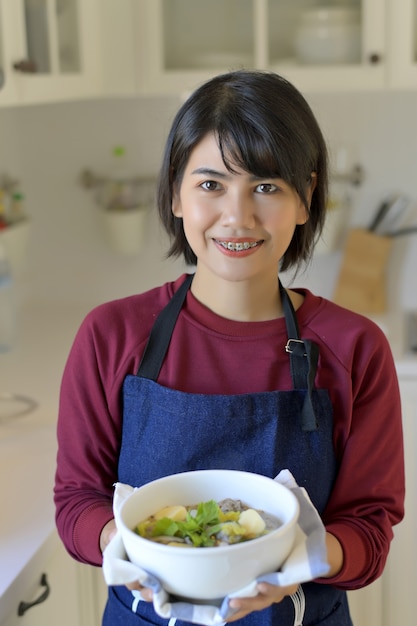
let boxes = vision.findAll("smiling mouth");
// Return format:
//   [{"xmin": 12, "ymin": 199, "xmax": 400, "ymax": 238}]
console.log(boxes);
[{"xmin": 215, "ymin": 240, "xmax": 262, "ymax": 252}]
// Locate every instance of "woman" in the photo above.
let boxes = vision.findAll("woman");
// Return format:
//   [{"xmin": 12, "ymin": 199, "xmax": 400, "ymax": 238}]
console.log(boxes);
[{"xmin": 54, "ymin": 70, "xmax": 404, "ymax": 625}]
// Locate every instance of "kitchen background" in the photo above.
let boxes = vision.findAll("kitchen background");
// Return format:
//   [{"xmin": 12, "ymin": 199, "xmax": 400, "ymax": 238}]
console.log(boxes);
[
  {"xmin": 1, "ymin": 1, "xmax": 416, "ymax": 625},
  {"xmin": 2, "ymin": 90, "xmax": 417, "ymax": 309}
]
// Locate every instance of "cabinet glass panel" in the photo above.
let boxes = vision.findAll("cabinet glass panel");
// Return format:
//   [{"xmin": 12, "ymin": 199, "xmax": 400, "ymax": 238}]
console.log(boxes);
[
  {"xmin": 162, "ymin": 0, "xmax": 253, "ymax": 70},
  {"xmin": 414, "ymin": 0, "xmax": 417, "ymax": 62},
  {"xmin": 24, "ymin": 0, "xmax": 51, "ymax": 73},
  {"xmin": 0, "ymin": 9, "xmax": 4, "ymax": 88},
  {"xmin": 268, "ymin": 0, "xmax": 362, "ymax": 67},
  {"xmin": 23, "ymin": 0, "xmax": 80, "ymax": 74},
  {"xmin": 56, "ymin": 0, "xmax": 80, "ymax": 73}
]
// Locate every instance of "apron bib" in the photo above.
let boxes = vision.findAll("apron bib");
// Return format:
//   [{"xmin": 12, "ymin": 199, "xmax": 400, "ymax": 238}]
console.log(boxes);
[{"xmin": 103, "ymin": 275, "xmax": 353, "ymax": 626}]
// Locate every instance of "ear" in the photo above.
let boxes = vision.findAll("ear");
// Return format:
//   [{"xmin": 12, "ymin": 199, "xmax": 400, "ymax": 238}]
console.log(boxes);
[
  {"xmin": 297, "ymin": 172, "xmax": 317, "ymax": 225},
  {"xmin": 308, "ymin": 172, "xmax": 318, "ymax": 201},
  {"xmin": 172, "ymin": 188, "xmax": 183, "ymax": 218}
]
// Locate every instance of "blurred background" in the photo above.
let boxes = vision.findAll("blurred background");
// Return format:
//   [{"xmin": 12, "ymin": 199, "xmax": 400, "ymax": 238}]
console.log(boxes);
[{"xmin": 0, "ymin": 1, "xmax": 416, "ymax": 625}]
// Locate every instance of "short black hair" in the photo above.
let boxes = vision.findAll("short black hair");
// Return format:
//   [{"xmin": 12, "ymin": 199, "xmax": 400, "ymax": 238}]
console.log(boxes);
[{"xmin": 157, "ymin": 70, "xmax": 328, "ymax": 271}]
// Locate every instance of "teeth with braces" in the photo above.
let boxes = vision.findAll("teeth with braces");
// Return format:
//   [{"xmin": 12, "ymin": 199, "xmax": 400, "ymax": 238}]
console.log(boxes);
[{"xmin": 218, "ymin": 241, "xmax": 259, "ymax": 251}]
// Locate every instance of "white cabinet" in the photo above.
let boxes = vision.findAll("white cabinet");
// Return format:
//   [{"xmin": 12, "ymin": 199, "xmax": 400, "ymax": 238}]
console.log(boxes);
[
  {"xmin": 347, "ymin": 580, "xmax": 383, "ymax": 626},
  {"xmin": 387, "ymin": 0, "xmax": 417, "ymax": 88},
  {"xmin": 1, "ymin": 533, "xmax": 103, "ymax": 626},
  {"xmin": 134, "ymin": 0, "xmax": 387, "ymax": 95},
  {"xmin": 380, "ymin": 376, "xmax": 416, "ymax": 625},
  {"xmin": 2, "ymin": 534, "xmax": 79, "ymax": 626},
  {"xmin": 134, "ymin": 0, "xmax": 417, "ymax": 95},
  {"xmin": 0, "ymin": 0, "xmax": 101, "ymax": 107},
  {"xmin": 346, "ymin": 372, "xmax": 415, "ymax": 626},
  {"xmin": 1, "ymin": 0, "xmax": 416, "ymax": 107}
]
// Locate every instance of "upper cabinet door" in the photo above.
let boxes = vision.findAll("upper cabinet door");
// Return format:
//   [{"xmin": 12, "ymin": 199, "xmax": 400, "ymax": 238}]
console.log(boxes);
[
  {"xmin": 266, "ymin": 0, "xmax": 386, "ymax": 92},
  {"xmin": 0, "ymin": 0, "xmax": 101, "ymax": 106},
  {"xmin": 135, "ymin": 0, "xmax": 387, "ymax": 96},
  {"xmin": 135, "ymin": 0, "xmax": 255, "ymax": 95},
  {"xmin": 0, "ymin": 0, "xmax": 21, "ymax": 104},
  {"xmin": 388, "ymin": 0, "xmax": 417, "ymax": 88}
]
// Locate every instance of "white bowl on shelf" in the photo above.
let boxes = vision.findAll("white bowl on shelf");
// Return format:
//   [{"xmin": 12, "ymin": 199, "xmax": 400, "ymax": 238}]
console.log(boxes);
[
  {"xmin": 295, "ymin": 7, "xmax": 361, "ymax": 65},
  {"xmin": 117, "ymin": 469, "xmax": 299, "ymax": 602}
]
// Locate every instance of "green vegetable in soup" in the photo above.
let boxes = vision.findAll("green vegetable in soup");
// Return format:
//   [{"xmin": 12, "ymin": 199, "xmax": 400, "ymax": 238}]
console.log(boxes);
[{"xmin": 135, "ymin": 499, "xmax": 275, "ymax": 548}]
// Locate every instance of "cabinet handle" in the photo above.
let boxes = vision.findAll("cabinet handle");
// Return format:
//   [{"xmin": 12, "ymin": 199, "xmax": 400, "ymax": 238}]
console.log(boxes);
[
  {"xmin": 13, "ymin": 59, "xmax": 37, "ymax": 73},
  {"xmin": 0, "ymin": 68, "xmax": 4, "ymax": 89},
  {"xmin": 17, "ymin": 573, "xmax": 50, "ymax": 616}
]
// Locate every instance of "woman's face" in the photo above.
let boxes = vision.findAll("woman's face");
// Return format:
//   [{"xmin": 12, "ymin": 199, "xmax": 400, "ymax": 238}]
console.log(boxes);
[{"xmin": 172, "ymin": 132, "xmax": 313, "ymax": 285}]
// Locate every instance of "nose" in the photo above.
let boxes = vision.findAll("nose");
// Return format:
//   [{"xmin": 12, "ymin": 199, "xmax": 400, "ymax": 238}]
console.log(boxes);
[{"xmin": 220, "ymin": 190, "xmax": 257, "ymax": 229}]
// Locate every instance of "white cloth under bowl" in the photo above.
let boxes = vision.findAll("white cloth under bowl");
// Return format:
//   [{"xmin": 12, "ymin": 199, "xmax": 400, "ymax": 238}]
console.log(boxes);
[{"xmin": 102, "ymin": 470, "xmax": 330, "ymax": 625}]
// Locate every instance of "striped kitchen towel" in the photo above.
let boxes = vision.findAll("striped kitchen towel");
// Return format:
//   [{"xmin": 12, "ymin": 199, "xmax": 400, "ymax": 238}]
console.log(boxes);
[{"xmin": 102, "ymin": 470, "xmax": 330, "ymax": 625}]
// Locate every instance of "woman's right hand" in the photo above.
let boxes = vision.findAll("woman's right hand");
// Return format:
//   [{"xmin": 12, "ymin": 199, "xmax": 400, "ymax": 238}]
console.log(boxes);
[
  {"xmin": 100, "ymin": 519, "xmax": 118, "ymax": 552},
  {"xmin": 100, "ymin": 519, "xmax": 154, "ymax": 601}
]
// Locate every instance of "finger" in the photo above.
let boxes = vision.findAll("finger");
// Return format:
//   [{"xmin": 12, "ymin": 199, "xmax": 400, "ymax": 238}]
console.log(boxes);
[
  {"xmin": 140, "ymin": 588, "xmax": 154, "ymax": 602},
  {"xmin": 125, "ymin": 582, "xmax": 153, "ymax": 602},
  {"xmin": 225, "ymin": 606, "xmax": 252, "ymax": 623},
  {"xmin": 227, "ymin": 595, "xmax": 270, "ymax": 617},
  {"xmin": 257, "ymin": 581, "xmax": 299, "ymax": 601},
  {"xmin": 227, "ymin": 582, "xmax": 299, "ymax": 619},
  {"xmin": 126, "ymin": 581, "xmax": 143, "ymax": 591}
]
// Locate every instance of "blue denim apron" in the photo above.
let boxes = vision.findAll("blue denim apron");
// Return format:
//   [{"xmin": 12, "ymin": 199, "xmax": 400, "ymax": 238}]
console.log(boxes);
[{"xmin": 103, "ymin": 275, "xmax": 353, "ymax": 626}]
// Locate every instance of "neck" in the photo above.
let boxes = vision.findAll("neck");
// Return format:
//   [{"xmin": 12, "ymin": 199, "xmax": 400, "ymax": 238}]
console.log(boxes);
[{"xmin": 190, "ymin": 268, "xmax": 284, "ymax": 322}]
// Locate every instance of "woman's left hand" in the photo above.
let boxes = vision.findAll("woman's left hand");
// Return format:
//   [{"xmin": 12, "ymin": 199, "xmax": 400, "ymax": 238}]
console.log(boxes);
[
  {"xmin": 124, "ymin": 581, "xmax": 299, "ymax": 618},
  {"xmin": 225, "ymin": 582, "xmax": 299, "ymax": 622}
]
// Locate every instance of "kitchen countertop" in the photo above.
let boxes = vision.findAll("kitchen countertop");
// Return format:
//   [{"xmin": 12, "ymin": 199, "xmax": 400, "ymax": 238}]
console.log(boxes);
[
  {"xmin": 0, "ymin": 297, "xmax": 416, "ymax": 623},
  {"xmin": 0, "ymin": 299, "xmax": 90, "ymax": 624},
  {"xmin": 0, "ymin": 412, "xmax": 57, "ymax": 623},
  {"xmin": 0, "ymin": 299, "xmax": 92, "ymax": 413}
]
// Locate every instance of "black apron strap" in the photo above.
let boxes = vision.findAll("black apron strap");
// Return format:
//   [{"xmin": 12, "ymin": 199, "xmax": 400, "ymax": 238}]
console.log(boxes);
[
  {"xmin": 136, "ymin": 274, "xmax": 194, "ymax": 380},
  {"xmin": 279, "ymin": 280, "xmax": 319, "ymax": 432},
  {"xmin": 137, "ymin": 274, "xmax": 318, "ymax": 431}
]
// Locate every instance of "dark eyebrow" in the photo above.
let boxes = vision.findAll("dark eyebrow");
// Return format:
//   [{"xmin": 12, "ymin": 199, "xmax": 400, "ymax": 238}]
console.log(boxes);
[
  {"xmin": 190, "ymin": 167, "xmax": 279, "ymax": 182},
  {"xmin": 190, "ymin": 167, "xmax": 230, "ymax": 179}
]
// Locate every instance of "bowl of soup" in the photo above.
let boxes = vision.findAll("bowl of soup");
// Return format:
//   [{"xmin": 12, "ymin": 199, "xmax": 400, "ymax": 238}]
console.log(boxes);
[{"xmin": 117, "ymin": 469, "xmax": 299, "ymax": 601}]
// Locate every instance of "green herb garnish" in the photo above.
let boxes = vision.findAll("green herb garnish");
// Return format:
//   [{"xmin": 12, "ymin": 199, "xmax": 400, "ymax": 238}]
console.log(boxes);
[{"xmin": 150, "ymin": 500, "xmax": 222, "ymax": 547}]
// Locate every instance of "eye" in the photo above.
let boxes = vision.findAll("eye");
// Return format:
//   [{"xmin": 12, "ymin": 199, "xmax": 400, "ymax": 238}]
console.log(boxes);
[
  {"xmin": 200, "ymin": 180, "xmax": 221, "ymax": 191},
  {"xmin": 255, "ymin": 183, "xmax": 278, "ymax": 194}
]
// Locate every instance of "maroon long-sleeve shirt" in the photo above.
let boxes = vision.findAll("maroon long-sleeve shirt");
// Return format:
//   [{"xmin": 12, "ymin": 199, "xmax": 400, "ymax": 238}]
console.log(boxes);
[{"xmin": 54, "ymin": 274, "xmax": 404, "ymax": 590}]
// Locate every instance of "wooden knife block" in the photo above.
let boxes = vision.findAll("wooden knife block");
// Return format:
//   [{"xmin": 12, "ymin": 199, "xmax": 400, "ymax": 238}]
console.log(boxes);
[{"xmin": 333, "ymin": 228, "xmax": 393, "ymax": 314}]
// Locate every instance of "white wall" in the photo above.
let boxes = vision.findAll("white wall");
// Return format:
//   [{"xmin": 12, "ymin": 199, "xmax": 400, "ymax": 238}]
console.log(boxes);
[
  {"xmin": 0, "ymin": 96, "xmax": 187, "ymax": 307},
  {"xmin": 1, "ymin": 90, "xmax": 417, "ymax": 312},
  {"xmin": 289, "ymin": 89, "xmax": 417, "ymax": 313}
]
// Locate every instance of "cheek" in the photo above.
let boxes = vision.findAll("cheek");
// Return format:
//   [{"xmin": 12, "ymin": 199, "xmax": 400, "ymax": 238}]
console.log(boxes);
[
  {"xmin": 180, "ymin": 203, "xmax": 206, "ymax": 240},
  {"xmin": 181, "ymin": 197, "xmax": 216, "ymax": 228},
  {"xmin": 266, "ymin": 209, "xmax": 297, "ymax": 232}
]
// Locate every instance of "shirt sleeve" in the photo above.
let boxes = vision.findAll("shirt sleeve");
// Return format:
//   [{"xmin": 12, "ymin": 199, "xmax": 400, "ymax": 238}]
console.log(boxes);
[
  {"xmin": 54, "ymin": 306, "xmax": 135, "ymax": 566},
  {"xmin": 319, "ymin": 322, "xmax": 405, "ymax": 589},
  {"xmin": 53, "ymin": 280, "xmax": 179, "ymax": 566}
]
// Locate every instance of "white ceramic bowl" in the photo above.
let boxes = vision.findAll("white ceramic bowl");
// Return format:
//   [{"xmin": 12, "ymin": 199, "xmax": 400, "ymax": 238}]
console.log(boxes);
[
  {"xmin": 118, "ymin": 469, "xmax": 299, "ymax": 601},
  {"xmin": 295, "ymin": 7, "xmax": 361, "ymax": 65}
]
